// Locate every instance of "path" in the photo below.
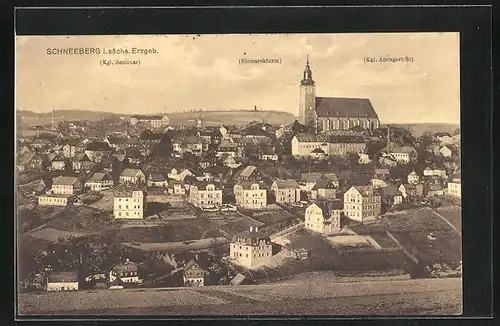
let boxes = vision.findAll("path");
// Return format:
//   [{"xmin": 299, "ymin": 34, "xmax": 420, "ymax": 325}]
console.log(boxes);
[{"xmin": 428, "ymin": 207, "xmax": 461, "ymax": 235}]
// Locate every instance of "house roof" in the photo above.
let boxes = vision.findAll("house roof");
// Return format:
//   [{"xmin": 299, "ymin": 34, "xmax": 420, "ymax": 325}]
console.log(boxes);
[
  {"xmin": 85, "ymin": 142, "xmax": 112, "ymax": 151},
  {"xmin": 312, "ymin": 179, "xmax": 336, "ymax": 190},
  {"xmin": 390, "ymin": 146, "xmax": 416, "ymax": 154},
  {"xmin": 121, "ymin": 168, "xmax": 143, "ymax": 178},
  {"xmin": 230, "ymin": 273, "xmax": 246, "ymax": 286},
  {"xmin": 325, "ymin": 135, "xmax": 366, "ymax": 144},
  {"xmin": 235, "ymin": 181, "xmax": 266, "ymax": 190},
  {"xmin": 273, "ymin": 179, "xmax": 300, "ymax": 189},
  {"xmin": 183, "ymin": 260, "xmax": 208, "ymax": 278},
  {"xmin": 53, "ymin": 176, "xmax": 79, "ymax": 186},
  {"xmin": 149, "ymin": 172, "xmax": 167, "ymax": 182},
  {"xmin": 193, "ymin": 182, "xmax": 221, "ymax": 191},
  {"xmin": 112, "ymin": 261, "xmax": 138, "ymax": 273},
  {"xmin": 351, "ymin": 185, "xmax": 375, "ymax": 196},
  {"xmin": 294, "ymin": 133, "xmax": 324, "ymax": 142},
  {"xmin": 17, "ymin": 152, "xmax": 36, "ymax": 166},
  {"xmin": 232, "ymin": 229, "xmax": 270, "ymax": 246},
  {"xmin": 381, "ymin": 187, "xmax": 402, "ymax": 197},
  {"xmin": 301, "ymin": 172, "xmax": 323, "ymax": 182},
  {"xmin": 47, "ymin": 271, "xmax": 78, "ymax": 283},
  {"xmin": 87, "ymin": 172, "xmax": 110, "ymax": 182},
  {"xmin": 315, "ymin": 97, "xmax": 378, "ymax": 119},
  {"xmin": 113, "ymin": 184, "xmax": 143, "ymax": 197},
  {"xmin": 237, "ymin": 165, "xmax": 257, "ymax": 179}
]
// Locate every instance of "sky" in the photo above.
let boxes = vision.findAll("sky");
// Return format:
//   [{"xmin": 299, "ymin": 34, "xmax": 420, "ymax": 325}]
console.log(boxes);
[{"xmin": 16, "ymin": 33, "xmax": 460, "ymax": 124}]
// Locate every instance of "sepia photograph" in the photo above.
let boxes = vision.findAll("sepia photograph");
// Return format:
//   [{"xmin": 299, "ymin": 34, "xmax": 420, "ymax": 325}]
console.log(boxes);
[{"xmin": 15, "ymin": 32, "xmax": 462, "ymax": 316}]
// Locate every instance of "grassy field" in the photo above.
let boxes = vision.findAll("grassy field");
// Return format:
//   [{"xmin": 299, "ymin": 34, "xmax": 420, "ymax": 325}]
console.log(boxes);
[
  {"xmin": 381, "ymin": 208, "xmax": 452, "ymax": 233},
  {"xmin": 435, "ymin": 206, "xmax": 461, "ymax": 232},
  {"xmin": 239, "ymin": 205, "xmax": 295, "ymax": 225}
]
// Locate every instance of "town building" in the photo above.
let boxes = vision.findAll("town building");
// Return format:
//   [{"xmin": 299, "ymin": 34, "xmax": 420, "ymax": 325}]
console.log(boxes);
[
  {"xmin": 62, "ymin": 140, "xmax": 79, "ymax": 158},
  {"xmin": 398, "ymin": 184, "xmax": 417, "ymax": 201},
  {"xmin": 147, "ymin": 172, "xmax": 168, "ymax": 188},
  {"xmin": 113, "ymin": 185, "xmax": 145, "ymax": 219},
  {"xmin": 388, "ymin": 146, "xmax": 417, "ymax": 164},
  {"xmin": 189, "ymin": 182, "xmax": 223, "ymax": 208},
  {"xmin": 72, "ymin": 153, "xmax": 94, "ymax": 173},
  {"xmin": 85, "ymin": 172, "xmax": 114, "ymax": 192},
  {"xmin": 343, "ymin": 185, "xmax": 381, "ymax": 222},
  {"xmin": 168, "ymin": 168, "xmax": 194, "ymax": 182},
  {"xmin": 84, "ymin": 141, "xmax": 113, "ymax": 163},
  {"xmin": 46, "ymin": 271, "xmax": 79, "ymax": 291},
  {"xmin": 51, "ymin": 176, "xmax": 81, "ymax": 195},
  {"xmin": 230, "ymin": 226, "xmax": 273, "ymax": 269},
  {"xmin": 380, "ymin": 187, "xmax": 403, "ymax": 206},
  {"xmin": 168, "ymin": 180, "xmax": 186, "ymax": 195},
  {"xmin": 310, "ymin": 179, "xmax": 337, "ymax": 201},
  {"xmin": 182, "ymin": 257, "xmax": 209, "ymax": 287},
  {"xmin": 427, "ymin": 183, "xmax": 445, "ymax": 197},
  {"xmin": 233, "ymin": 165, "xmax": 263, "ymax": 183},
  {"xmin": 38, "ymin": 194, "xmax": 71, "ymax": 207},
  {"xmin": 17, "ymin": 152, "xmax": 44, "ymax": 173},
  {"xmin": 291, "ymin": 133, "xmax": 367, "ymax": 158},
  {"xmin": 119, "ymin": 168, "xmax": 146, "ymax": 185},
  {"xmin": 304, "ymin": 200, "xmax": 342, "ymax": 234},
  {"xmin": 447, "ymin": 178, "xmax": 461, "ymax": 198},
  {"xmin": 50, "ymin": 154, "xmax": 66, "ymax": 171},
  {"xmin": 271, "ymin": 179, "xmax": 301, "ymax": 204},
  {"xmin": 407, "ymin": 170, "xmax": 420, "ymax": 184},
  {"xmin": 439, "ymin": 145, "xmax": 453, "ymax": 158},
  {"xmin": 216, "ymin": 140, "xmax": 244, "ymax": 158},
  {"xmin": 298, "ymin": 56, "xmax": 380, "ymax": 132},
  {"xmin": 234, "ymin": 181, "xmax": 267, "ymax": 209},
  {"xmin": 129, "ymin": 115, "xmax": 169, "ymax": 129},
  {"xmin": 109, "ymin": 260, "xmax": 141, "ymax": 284}
]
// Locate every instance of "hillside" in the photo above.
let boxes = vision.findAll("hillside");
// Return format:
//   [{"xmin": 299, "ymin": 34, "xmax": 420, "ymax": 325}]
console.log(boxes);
[
  {"xmin": 385, "ymin": 123, "xmax": 460, "ymax": 137},
  {"xmin": 17, "ymin": 109, "xmax": 299, "ymax": 128}
]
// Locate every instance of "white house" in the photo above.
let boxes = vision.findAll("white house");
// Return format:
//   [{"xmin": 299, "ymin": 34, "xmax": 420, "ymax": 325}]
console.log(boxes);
[
  {"xmin": 304, "ymin": 201, "xmax": 342, "ymax": 234},
  {"xmin": 189, "ymin": 182, "xmax": 223, "ymax": 208},
  {"xmin": 46, "ymin": 271, "xmax": 79, "ymax": 291},
  {"xmin": 310, "ymin": 179, "xmax": 337, "ymax": 201},
  {"xmin": 51, "ymin": 176, "xmax": 81, "ymax": 195},
  {"xmin": 147, "ymin": 172, "xmax": 168, "ymax": 187},
  {"xmin": 343, "ymin": 185, "xmax": 381, "ymax": 222},
  {"xmin": 119, "ymin": 168, "xmax": 146, "ymax": 185},
  {"xmin": 113, "ymin": 186, "xmax": 144, "ymax": 219},
  {"xmin": 109, "ymin": 260, "xmax": 141, "ymax": 284},
  {"xmin": 270, "ymin": 179, "xmax": 301, "ymax": 204},
  {"xmin": 85, "ymin": 172, "xmax": 114, "ymax": 192},
  {"xmin": 358, "ymin": 153, "xmax": 372, "ymax": 164},
  {"xmin": 230, "ymin": 227, "xmax": 273, "ymax": 269},
  {"xmin": 407, "ymin": 170, "xmax": 420, "ymax": 184},
  {"xmin": 389, "ymin": 146, "xmax": 417, "ymax": 164},
  {"xmin": 447, "ymin": 178, "xmax": 461, "ymax": 198},
  {"xmin": 234, "ymin": 182, "xmax": 267, "ymax": 209},
  {"xmin": 439, "ymin": 145, "xmax": 453, "ymax": 158}
]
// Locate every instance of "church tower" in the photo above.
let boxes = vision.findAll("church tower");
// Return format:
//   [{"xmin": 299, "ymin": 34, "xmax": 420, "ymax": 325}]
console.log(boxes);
[{"xmin": 299, "ymin": 55, "xmax": 316, "ymax": 130}]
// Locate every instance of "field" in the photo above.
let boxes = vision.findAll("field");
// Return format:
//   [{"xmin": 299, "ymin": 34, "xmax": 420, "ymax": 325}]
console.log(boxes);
[
  {"xmin": 435, "ymin": 206, "xmax": 461, "ymax": 232},
  {"xmin": 217, "ymin": 212, "xmax": 262, "ymax": 238},
  {"xmin": 122, "ymin": 237, "xmax": 229, "ymax": 252},
  {"xmin": 381, "ymin": 208, "xmax": 452, "ymax": 233},
  {"xmin": 239, "ymin": 205, "xmax": 296, "ymax": 225},
  {"xmin": 252, "ymin": 229, "xmax": 415, "ymax": 282}
]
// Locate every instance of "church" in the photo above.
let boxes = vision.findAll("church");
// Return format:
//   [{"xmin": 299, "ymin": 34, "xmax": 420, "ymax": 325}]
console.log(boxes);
[{"xmin": 299, "ymin": 56, "xmax": 380, "ymax": 133}]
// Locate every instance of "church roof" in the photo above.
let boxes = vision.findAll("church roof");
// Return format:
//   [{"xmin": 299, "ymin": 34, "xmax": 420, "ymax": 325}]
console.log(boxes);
[{"xmin": 315, "ymin": 97, "xmax": 378, "ymax": 119}]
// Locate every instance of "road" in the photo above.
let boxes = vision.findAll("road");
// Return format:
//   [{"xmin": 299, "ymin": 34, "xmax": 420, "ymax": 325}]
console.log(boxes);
[
  {"xmin": 428, "ymin": 207, "xmax": 461, "ymax": 236},
  {"xmin": 18, "ymin": 277, "xmax": 462, "ymax": 316}
]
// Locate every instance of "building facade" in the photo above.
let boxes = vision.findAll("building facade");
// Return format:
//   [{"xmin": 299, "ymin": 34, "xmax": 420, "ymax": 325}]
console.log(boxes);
[
  {"xmin": 343, "ymin": 186, "xmax": 381, "ymax": 222},
  {"xmin": 113, "ymin": 186, "xmax": 144, "ymax": 219},
  {"xmin": 304, "ymin": 201, "xmax": 342, "ymax": 234},
  {"xmin": 230, "ymin": 227, "xmax": 273, "ymax": 269},
  {"xmin": 298, "ymin": 56, "xmax": 380, "ymax": 132},
  {"xmin": 234, "ymin": 182, "xmax": 267, "ymax": 209},
  {"xmin": 271, "ymin": 180, "xmax": 301, "ymax": 204},
  {"xmin": 189, "ymin": 182, "xmax": 223, "ymax": 208}
]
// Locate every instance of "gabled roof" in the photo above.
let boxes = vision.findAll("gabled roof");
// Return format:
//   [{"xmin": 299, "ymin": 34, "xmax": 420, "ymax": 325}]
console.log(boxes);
[
  {"xmin": 53, "ymin": 176, "xmax": 79, "ymax": 186},
  {"xmin": 149, "ymin": 172, "xmax": 167, "ymax": 182},
  {"xmin": 349, "ymin": 185, "xmax": 375, "ymax": 197},
  {"xmin": 381, "ymin": 186, "xmax": 402, "ymax": 197},
  {"xmin": 294, "ymin": 133, "xmax": 325, "ymax": 142},
  {"xmin": 85, "ymin": 142, "xmax": 112, "ymax": 151},
  {"xmin": 237, "ymin": 165, "xmax": 257, "ymax": 180},
  {"xmin": 300, "ymin": 172, "xmax": 323, "ymax": 182},
  {"xmin": 192, "ymin": 182, "xmax": 222, "ymax": 191},
  {"xmin": 390, "ymin": 146, "xmax": 416, "ymax": 154},
  {"xmin": 315, "ymin": 97, "xmax": 378, "ymax": 119},
  {"xmin": 235, "ymin": 181, "xmax": 267, "ymax": 190},
  {"xmin": 273, "ymin": 179, "xmax": 300, "ymax": 189},
  {"xmin": 232, "ymin": 229, "xmax": 270, "ymax": 246},
  {"xmin": 121, "ymin": 168, "xmax": 144, "ymax": 178},
  {"xmin": 87, "ymin": 172, "xmax": 110, "ymax": 182},
  {"xmin": 311, "ymin": 179, "xmax": 336, "ymax": 190}
]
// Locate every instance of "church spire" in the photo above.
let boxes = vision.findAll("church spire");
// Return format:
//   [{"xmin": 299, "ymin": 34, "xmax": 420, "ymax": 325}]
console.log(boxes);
[{"xmin": 301, "ymin": 55, "xmax": 315, "ymax": 86}]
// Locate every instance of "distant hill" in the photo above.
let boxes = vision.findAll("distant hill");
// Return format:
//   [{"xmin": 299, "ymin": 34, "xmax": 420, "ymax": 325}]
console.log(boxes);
[
  {"xmin": 168, "ymin": 110, "xmax": 298, "ymax": 126},
  {"xmin": 17, "ymin": 109, "xmax": 299, "ymax": 128},
  {"xmin": 383, "ymin": 123, "xmax": 460, "ymax": 137}
]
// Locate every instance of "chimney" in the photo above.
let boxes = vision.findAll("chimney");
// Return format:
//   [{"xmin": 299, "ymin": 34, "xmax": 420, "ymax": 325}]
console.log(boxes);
[
  {"xmin": 250, "ymin": 226, "xmax": 253, "ymax": 232},
  {"xmin": 195, "ymin": 254, "xmax": 198, "ymax": 261},
  {"xmin": 255, "ymin": 226, "xmax": 258, "ymax": 232}
]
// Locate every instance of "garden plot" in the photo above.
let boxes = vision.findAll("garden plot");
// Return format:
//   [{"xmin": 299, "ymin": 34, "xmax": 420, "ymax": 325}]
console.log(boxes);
[
  {"xmin": 326, "ymin": 235, "xmax": 376, "ymax": 249},
  {"xmin": 435, "ymin": 206, "xmax": 461, "ymax": 232},
  {"xmin": 240, "ymin": 205, "xmax": 295, "ymax": 225}
]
